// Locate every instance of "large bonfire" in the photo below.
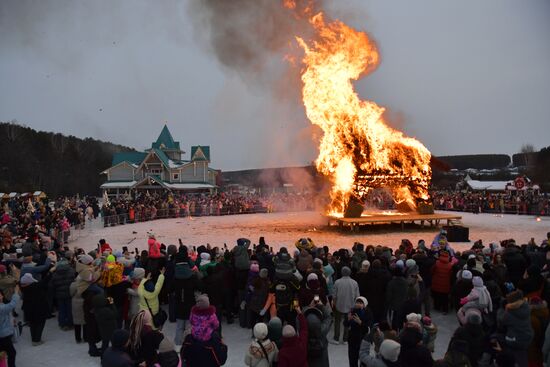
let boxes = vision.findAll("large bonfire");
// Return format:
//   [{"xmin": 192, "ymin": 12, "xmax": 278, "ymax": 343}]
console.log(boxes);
[{"xmin": 285, "ymin": 1, "xmax": 432, "ymax": 216}]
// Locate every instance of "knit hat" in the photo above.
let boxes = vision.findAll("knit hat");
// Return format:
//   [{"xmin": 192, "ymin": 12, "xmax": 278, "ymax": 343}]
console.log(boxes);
[
  {"xmin": 395, "ymin": 260, "xmax": 404, "ymax": 268},
  {"xmin": 282, "ymin": 325, "xmax": 296, "ymax": 338},
  {"xmin": 147, "ymin": 232, "xmax": 155, "ymax": 238},
  {"xmin": 111, "ymin": 329, "xmax": 130, "ymax": 348},
  {"xmin": 144, "ymin": 280, "xmax": 155, "ymax": 292},
  {"xmin": 406, "ymin": 313, "xmax": 422, "ymax": 324},
  {"xmin": 472, "ymin": 276, "xmax": 484, "ymax": 287},
  {"xmin": 422, "ymin": 316, "xmax": 432, "ymax": 326},
  {"xmin": 131, "ymin": 268, "xmax": 145, "ymax": 280},
  {"xmin": 196, "ymin": 294, "xmax": 210, "ymax": 309},
  {"xmin": 465, "ymin": 308, "xmax": 482, "ymax": 325},
  {"xmin": 313, "ymin": 258, "xmax": 323, "ymax": 266},
  {"xmin": 78, "ymin": 254, "xmax": 94, "ymax": 265},
  {"xmin": 379, "ymin": 339, "xmax": 401, "ymax": 362},
  {"xmin": 356, "ymin": 296, "xmax": 368, "ymax": 306},
  {"xmin": 20, "ymin": 273, "xmax": 38, "ymax": 286},
  {"xmin": 461, "ymin": 270, "xmax": 473, "ymax": 280},
  {"xmin": 341, "ymin": 266, "xmax": 351, "ymax": 277},
  {"xmin": 250, "ymin": 263, "xmax": 260, "ymax": 273},
  {"xmin": 200, "ymin": 252, "xmax": 211, "ymax": 266},
  {"xmin": 106, "ymin": 254, "xmax": 116, "ymax": 263},
  {"xmin": 361, "ymin": 260, "xmax": 370, "ymax": 269},
  {"xmin": 259, "ymin": 268, "xmax": 269, "ymax": 279},
  {"xmin": 530, "ymin": 296, "xmax": 543, "ymax": 305},
  {"xmin": 506, "ymin": 290, "xmax": 524, "ymax": 304},
  {"xmin": 307, "ymin": 273, "xmax": 318, "ymax": 282},
  {"xmin": 0, "ymin": 265, "xmax": 6, "ymax": 273},
  {"xmin": 64, "ymin": 250, "xmax": 74, "ymax": 260},
  {"xmin": 405, "ymin": 259, "xmax": 416, "ymax": 268},
  {"xmin": 253, "ymin": 323, "xmax": 269, "ymax": 340},
  {"xmin": 158, "ymin": 336, "xmax": 175, "ymax": 353}
]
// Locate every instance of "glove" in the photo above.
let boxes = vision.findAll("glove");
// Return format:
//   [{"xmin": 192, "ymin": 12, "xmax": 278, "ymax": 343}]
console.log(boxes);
[
  {"xmin": 460, "ymin": 297, "xmax": 468, "ymax": 305},
  {"xmin": 259, "ymin": 309, "xmax": 266, "ymax": 316},
  {"xmin": 240, "ymin": 301, "xmax": 246, "ymax": 310}
]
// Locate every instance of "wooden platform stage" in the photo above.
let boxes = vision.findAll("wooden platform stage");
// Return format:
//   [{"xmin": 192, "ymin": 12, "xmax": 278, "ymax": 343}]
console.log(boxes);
[{"xmin": 325, "ymin": 212, "xmax": 462, "ymax": 231}]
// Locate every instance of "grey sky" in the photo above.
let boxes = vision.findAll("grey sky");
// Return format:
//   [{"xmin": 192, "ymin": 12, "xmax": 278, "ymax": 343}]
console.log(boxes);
[{"xmin": 1, "ymin": 0, "xmax": 549, "ymax": 171}]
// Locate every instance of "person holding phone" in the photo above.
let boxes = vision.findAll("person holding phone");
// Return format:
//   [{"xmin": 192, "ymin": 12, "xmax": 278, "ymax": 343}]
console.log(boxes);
[{"xmin": 344, "ymin": 297, "xmax": 372, "ymax": 367}]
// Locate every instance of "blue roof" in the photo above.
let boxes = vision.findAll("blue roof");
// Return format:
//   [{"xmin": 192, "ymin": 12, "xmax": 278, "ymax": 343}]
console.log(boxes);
[
  {"xmin": 152, "ymin": 148, "xmax": 171, "ymax": 168},
  {"xmin": 191, "ymin": 146, "xmax": 210, "ymax": 162},
  {"xmin": 151, "ymin": 125, "xmax": 180, "ymax": 150},
  {"xmin": 112, "ymin": 152, "xmax": 147, "ymax": 166}
]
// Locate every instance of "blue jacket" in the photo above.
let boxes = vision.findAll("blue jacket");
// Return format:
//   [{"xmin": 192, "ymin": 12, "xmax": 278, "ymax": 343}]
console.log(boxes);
[
  {"xmin": 0, "ymin": 293, "xmax": 19, "ymax": 337},
  {"xmin": 20, "ymin": 258, "xmax": 52, "ymax": 281}
]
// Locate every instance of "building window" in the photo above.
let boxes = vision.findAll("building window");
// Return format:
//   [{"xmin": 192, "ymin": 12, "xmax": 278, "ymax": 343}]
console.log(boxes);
[
  {"xmin": 173, "ymin": 173, "xmax": 179, "ymax": 181},
  {"xmin": 151, "ymin": 169, "xmax": 161, "ymax": 174}
]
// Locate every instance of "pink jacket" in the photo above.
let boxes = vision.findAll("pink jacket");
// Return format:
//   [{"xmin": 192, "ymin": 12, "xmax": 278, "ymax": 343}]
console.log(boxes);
[{"xmin": 189, "ymin": 305, "xmax": 219, "ymax": 341}]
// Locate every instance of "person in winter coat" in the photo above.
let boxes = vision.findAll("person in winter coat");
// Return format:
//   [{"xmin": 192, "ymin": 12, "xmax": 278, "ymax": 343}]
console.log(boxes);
[
  {"xmin": 385, "ymin": 268, "xmax": 408, "ymax": 330},
  {"xmin": 363, "ymin": 260, "xmax": 391, "ymax": 323},
  {"xmin": 518, "ymin": 265, "xmax": 545, "ymax": 299},
  {"xmin": 127, "ymin": 310, "xmax": 164, "ymax": 366},
  {"xmin": 147, "ymin": 232, "xmax": 163, "ymax": 276},
  {"xmin": 0, "ymin": 265, "xmax": 18, "ymax": 302},
  {"xmin": 51, "ymin": 258, "xmax": 76, "ymax": 329},
  {"xmin": 296, "ymin": 249, "xmax": 313, "ymax": 275},
  {"xmin": 126, "ymin": 268, "xmax": 145, "ymax": 327},
  {"xmin": 245, "ymin": 322, "xmax": 279, "ymax": 367},
  {"xmin": 157, "ymin": 336, "xmax": 180, "ymax": 367},
  {"xmin": 247, "ymin": 268, "xmax": 270, "ymax": 326},
  {"xmin": 355, "ymin": 260, "xmax": 370, "ymax": 296},
  {"xmin": 190, "ymin": 294, "xmax": 219, "ymax": 342},
  {"xmin": 543, "ymin": 322, "xmax": 550, "ymax": 367},
  {"xmin": 431, "ymin": 251, "xmax": 453, "ymax": 314},
  {"xmin": 457, "ymin": 276, "xmax": 493, "ymax": 325},
  {"xmin": 138, "ymin": 268, "xmax": 165, "ymax": 321},
  {"xmin": 174, "ymin": 273, "xmax": 198, "ymax": 346},
  {"xmin": 398, "ymin": 326, "xmax": 434, "ymax": 367},
  {"xmin": 298, "ymin": 273, "xmax": 327, "ymax": 307},
  {"xmin": 332, "ymin": 266, "xmax": 359, "ymax": 344},
  {"xmin": 20, "ymin": 272, "xmax": 50, "ymax": 346},
  {"xmin": 278, "ymin": 307, "xmax": 308, "ymax": 367},
  {"xmin": 304, "ymin": 304, "xmax": 332, "ymax": 367},
  {"xmin": 0, "ymin": 287, "xmax": 20, "ymax": 367},
  {"xmin": 451, "ymin": 269, "xmax": 474, "ymax": 311},
  {"xmin": 497, "ymin": 290, "xmax": 534, "ymax": 367},
  {"xmin": 344, "ymin": 296, "xmax": 372, "ymax": 367},
  {"xmin": 180, "ymin": 330, "xmax": 227, "ymax": 367},
  {"xmin": 450, "ymin": 308, "xmax": 486, "ymax": 367},
  {"xmin": 93, "ymin": 292, "xmax": 118, "ymax": 352},
  {"xmin": 359, "ymin": 337, "xmax": 401, "ymax": 367},
  {"xmin": 502, "ymin": 245, "xmax": 527, "ymax": 287},
  {"xmin": 527, "ymin": 297, "xmax": 548, "ymax": 367},
  {"xmin": 101, "ymin": 328, "xmax": 134, "ymax": 367},
  {"xmin": 233, "ymin": 238, "xmax": 251, "ymax": 291}
]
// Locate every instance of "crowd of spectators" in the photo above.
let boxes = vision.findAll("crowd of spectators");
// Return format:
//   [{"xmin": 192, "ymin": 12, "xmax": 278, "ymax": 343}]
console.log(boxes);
[
  {"xmin": 432, "ymin": 191, "xmax": 550, "ymax": 216},
  {"xmin": 0, "ymin": 224, "xmax": 549, "ymax": 366}
]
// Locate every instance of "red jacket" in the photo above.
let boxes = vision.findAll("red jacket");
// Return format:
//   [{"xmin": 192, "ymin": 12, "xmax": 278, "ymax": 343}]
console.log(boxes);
[
  {"xmin": 148, "ymin": 238, "xmax": 162, "ymax": 258},
  {"xmin": 278, "ymin": 313, "xmax": 308, "ymax": 367},
  {"xmin": 431, "ymin": 253, "xmax": 453, "ymax": 294}
]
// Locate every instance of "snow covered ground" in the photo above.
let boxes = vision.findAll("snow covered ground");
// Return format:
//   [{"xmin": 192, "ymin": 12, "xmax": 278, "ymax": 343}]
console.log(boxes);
[{"xmin": 16, "ymin": 211, "xmax": 549, "ymax": 366}]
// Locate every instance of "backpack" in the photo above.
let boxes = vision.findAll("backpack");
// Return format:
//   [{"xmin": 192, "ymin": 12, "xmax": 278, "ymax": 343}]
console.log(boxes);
[
  {"xmin": 275, "ymin": 282, "xmax": 292, "ymax": 307},
  {"xmin": 275, "ymin": 256, "xmax": 294, "ymax": 280}
]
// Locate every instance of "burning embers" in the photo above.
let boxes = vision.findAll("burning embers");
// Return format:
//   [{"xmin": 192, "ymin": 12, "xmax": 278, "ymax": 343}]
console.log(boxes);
[{"xmin": 286, "ymin": 2, "xmax": 432, "ymax": 217}]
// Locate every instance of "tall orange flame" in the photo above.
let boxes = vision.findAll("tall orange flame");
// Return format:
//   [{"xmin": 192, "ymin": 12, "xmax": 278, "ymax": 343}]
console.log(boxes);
[{"xmin": 288, "ymin": 5, "xmax": 432, "ymax": 215}]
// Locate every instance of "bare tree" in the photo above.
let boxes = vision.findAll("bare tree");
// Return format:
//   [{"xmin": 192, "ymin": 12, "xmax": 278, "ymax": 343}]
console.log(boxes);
[{"xmin": 521, "ymin": 143, "xmax": 536, "ymax": 167}]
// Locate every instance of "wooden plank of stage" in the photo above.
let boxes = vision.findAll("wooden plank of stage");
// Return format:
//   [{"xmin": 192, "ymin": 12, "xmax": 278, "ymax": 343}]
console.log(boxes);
[{"xmin": 325, "ymin": 212, "xmax": 463, "ymax": 231}]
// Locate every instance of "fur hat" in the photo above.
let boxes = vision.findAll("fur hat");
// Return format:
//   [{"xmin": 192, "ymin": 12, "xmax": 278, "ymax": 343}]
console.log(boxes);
[
  {"xmin": 307, "ymin": 273, "xmax": 318, "ymax": 282},
  {"xmin": 341, "ymin": 266, "xmax": 351, "ymax": 277},
  {"xmin": 465, "ymin": 308, "xmax": 482, "ymax": 325},
  {"xmin": 259, "ymin": 268, "xmax": 269, "ymax": 279},
  {"xmin": 405, "ymin": 259, "xmax": 416, "ymax": 268},
  {"xmin": 196, "ymin": 294, "xmax": 210, "ymax": 309},
  {"xmin": 406, "ymin": 313, "xmax": 422, "ymax": 324},
  {"xmin": 78, "ymin": 254, "xmax": 94, "ymax": 265},
  {"xmin": 200, "ymin": 252, "xmax": 211, "ymax": 266},
  {"xmin": 253, "ymin": 323, "xmax": 268, "ymax": 340},
  {"xmin": 361, "ymin": 260, "xmax": 370, "ymax": 269},
  {"xmin": 356, "ymin": 296, "xmax": 368, "ymax": 306},
  {"xmin": 472, "ymin": 276, "xmax": 484, "ymax": 287},
  {"xmin": 131, "ymin": 268, "xmax": 145, "ymax": 280},
  {"xmin": 461, "ymin": 270, "xmax": 473, "ymax": 280},
  {"xmin": 147, "ymin": 232, "xmax": 155, "ymax": 238},
  {"xmin": 380, "ymin": 339, "xmax": 400, "ymax": 362},
  {"xmin": 282, "ymin": 325, "xmax": 296, "ymax": 338},
  {"xmin": 20, "ymin": 273, "xmax": 38, "ymax": 286}
]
